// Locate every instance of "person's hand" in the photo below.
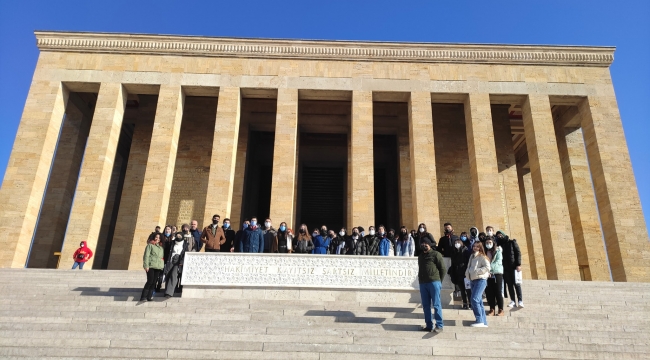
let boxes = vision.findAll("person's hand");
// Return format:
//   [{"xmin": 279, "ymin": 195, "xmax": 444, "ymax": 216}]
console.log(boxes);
[
  {"xmin": 145, "ymin": 268, "xmax": 149, "ymax": 272},
  {"xmin": 516, "ymin": 266, "xmax": 521, "ymax": 272},
  {"xmin": 230, "ymin": 247, "xmax": 234, "ymax": 252}
]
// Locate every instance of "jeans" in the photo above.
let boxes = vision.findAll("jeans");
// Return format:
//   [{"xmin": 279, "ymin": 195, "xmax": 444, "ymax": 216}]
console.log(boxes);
[
  {"xmin": 486, "ymin": 274, "xmax": 504, "ymax": 311},
  {"xmin": 141, "ymin": 269, "xmax": 162, "ymax": 300},
  {"xmin": 470, "ymin": 279, "xmax": 488, "ymax": 325},
  {"xmin": 72, "ymin": 261, "xmax": 85, "ymax": 270},
  {"xmin": 419, "ymin": 281, "xmax": 443, "ymax": 329},
  {"xmin": 503, "ymin": 269, "xmax": 523, "ymax": 302}
]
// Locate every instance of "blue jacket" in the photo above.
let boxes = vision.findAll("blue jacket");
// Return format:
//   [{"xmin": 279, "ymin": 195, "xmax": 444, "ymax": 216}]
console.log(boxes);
[
  {"xmin": 311, "ymin": 235, "xmax": 330, "ymax": 254},
  {"xmin": 379, "ymin": 237, "xmax": 392, "ymax": 256},
  {"xmin": 190, "ymin": 229, "xmax": 202, "ymax": 251},
  {"xmin": 239, "ymin": 227, "xmax": 264, "ymax": 253}
]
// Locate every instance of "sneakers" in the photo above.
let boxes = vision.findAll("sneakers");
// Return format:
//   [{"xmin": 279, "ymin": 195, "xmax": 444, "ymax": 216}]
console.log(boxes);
[
  {"xmin": 433, "ymin": 326, "xmax": 443, "ymax": 333},
  {"xmin": 518, "ymin": 301, "xmax": 524, "ymax": 308},
  {"xmin": 507, "ymin": 301, "xmax": 516, "ymax": 308},
  {"xmin": 470, "ymin": 323, "xmax": 488, "ymax": 328}
]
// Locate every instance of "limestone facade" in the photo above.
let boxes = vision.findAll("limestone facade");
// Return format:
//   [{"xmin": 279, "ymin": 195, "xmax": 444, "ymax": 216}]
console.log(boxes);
[{"xmin": 0, "ymin": 31, "xmax": 647, "ymax": 281}]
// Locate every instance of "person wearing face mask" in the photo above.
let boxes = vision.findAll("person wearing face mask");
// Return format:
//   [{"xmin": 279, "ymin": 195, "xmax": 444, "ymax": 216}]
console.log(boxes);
[
  {"xmin": 260, "ymin": 218, "xmax": 277, "ymax": 253},
  {"xmin": 294, "ymin": 224, "xmax": 314, "ymax": 254},
  {"xmin": 437, "ymin": 222, "xmax": 459, "ymax": 258},
  {"xmin": 396, "ymin": 226, "xmax": 415, "ymax": 257},
  {"xmin": 365, "ymin": 226, "xmax": 381, "ymax": 256},
  {"xmin": 449, "ymin": 238, "xmax": 470, "ymax": 309},
  {"xmin": 157, "ymin": 226, "xmax": 174, "ymax": 291},
  {"xmin": 333, "ymin": 229, "xmax": 347, "ymax": 255},
  {"xmin": 467, "ymin": 227, "xmax": 479, "ymax": 250},
  {"xmin": 498, "ymin": 230, "xmax": 523, "ymax": 308},
  {"xmin": 233, "ymin": 219, "xmax": 250, "ymax": 253},
  {"xmin": 417, "ymin": 237, "xmax": 445, "ymax": 333},
  {"xmin": 484, "ymin": 238, "xmax": 504, "ymax": 316},
  {"xmin": 71, "ymin": 241, "xmax": 93, "ymax": 270},
  {"xmin": 326, "ymin": 230, "xmax": 339, "ymax": 255},
  {"xmin": 347, "ymin": 227, "xmax": 366, "ymax": 255},
  {"xmin": 141, "ymin": 234, "xmax": 164, "ymax": 301},
  {"xmin": 414, "ymin": 223, "xmax": 436, "ymax": 257},
  {"xmin": 189, "ymin": 220, "xmax": 202, "ymax": 252},
  {"xmin": 311, "ymin": 227, "xmax": 330, "ymax": 254},
  {"xmin": 484, "ymin": 226, "xmax": 496, "ymax": 247},
  {"xmin": 222, "ymin": 218, "xmax": 236, "ymax": 252},
  {"xmin": 465, "ymin": 242, "xmax": 491, "ymax": 327},
  {"xmin": 164, "ymin": 231, "xmax": 188, "ymax": 298},
  {"xmin": 272, "ymin": 222, "xmax": 293, "ymax": 253},
  {"xmin": 378, "ymin": 226, "xmax": 393, "ymax": 256},
  {"xmin": 387, "ymin": 229, "xmax": 397, "ymax": 256},
  {"xmin": 478, "ymin": 231, "xmax": 487, "ymax": 246},
  {"xmin": 181, "ymin": 224, "xmax": 197, "ymax": 253},
  {"xmin": 201, "ymin": 214, "xmax": 226, "ymax": 253},
  {"xmin": 239, "ymin": 217, "xmax": 264, "ymax": 253}
]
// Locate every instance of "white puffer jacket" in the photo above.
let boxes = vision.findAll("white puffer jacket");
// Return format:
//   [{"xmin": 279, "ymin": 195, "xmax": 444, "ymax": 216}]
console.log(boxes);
[{"xmin": 465, "ymin": 253, "xmax": 491, "ymax": 280}]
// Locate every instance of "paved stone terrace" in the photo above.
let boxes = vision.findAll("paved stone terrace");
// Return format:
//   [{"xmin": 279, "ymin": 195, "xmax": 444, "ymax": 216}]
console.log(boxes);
[{"xmin": 0, "ymin": 268, "xmax": 648, "ymax": 359}]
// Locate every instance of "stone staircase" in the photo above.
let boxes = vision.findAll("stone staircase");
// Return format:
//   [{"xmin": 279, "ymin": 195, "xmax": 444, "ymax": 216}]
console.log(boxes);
[{"xmin": 0, "ymin": 268, "xmax": 648, "ymax": 359}]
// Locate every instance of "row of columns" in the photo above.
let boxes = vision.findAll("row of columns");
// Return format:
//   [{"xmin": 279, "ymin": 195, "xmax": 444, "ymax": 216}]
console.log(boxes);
[{"xmin": 0, "ymin": 80, "xmax": 648, "ymax": 281}]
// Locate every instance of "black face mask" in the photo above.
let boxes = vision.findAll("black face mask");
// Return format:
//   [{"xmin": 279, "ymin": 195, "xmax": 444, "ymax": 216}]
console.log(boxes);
[
  {"xmin": 320, "ymin": 229, "xmax": 327, "ymax": 236},
  {"xmin": 212, "ymin": 219, "xmax": 219, "ymax": 225},
  {"xmin": 420, "ymin": 245, "xmax": 428, "ymax": 251},
  {"xmin": 299, "ymin": 229, "xmax": 306, "ymax": 234}
]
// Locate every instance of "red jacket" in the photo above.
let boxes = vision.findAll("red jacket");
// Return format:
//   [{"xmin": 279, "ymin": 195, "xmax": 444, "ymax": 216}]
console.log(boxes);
[{"xmin": 72, "ymin": 241, "xmax": 93, "ymax": 263}]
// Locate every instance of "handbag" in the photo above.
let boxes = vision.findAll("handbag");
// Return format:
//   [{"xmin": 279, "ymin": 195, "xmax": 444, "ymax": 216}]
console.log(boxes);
[{"xmin": 515, "ymin": 270, "xmax": 523, "ymax": 284}]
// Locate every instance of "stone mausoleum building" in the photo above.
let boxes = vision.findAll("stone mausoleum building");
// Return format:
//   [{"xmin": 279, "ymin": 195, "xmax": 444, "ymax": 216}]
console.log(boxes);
[{"xmin": 0, "ymin": 31, "xmax": 647, "ymax": 282}]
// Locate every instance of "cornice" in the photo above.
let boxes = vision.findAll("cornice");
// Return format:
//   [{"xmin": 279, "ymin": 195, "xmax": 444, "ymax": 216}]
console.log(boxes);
[{"xmin": 34, "ymin": 31, "xmax": 615, "ymax": 67}]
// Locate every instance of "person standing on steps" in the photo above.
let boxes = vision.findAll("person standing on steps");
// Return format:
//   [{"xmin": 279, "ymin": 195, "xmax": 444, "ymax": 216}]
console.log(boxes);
[
  {"xmin": 396, "ymin": 226, "xmax": 415, "ymax": 257},
  {"xmin": 347, "ymin": 227, "xmax": 366, "ymax": 255},
  {"xmin": 261, "ymin": 218, "xmax": 277, "ymax": 253},
  {"xmin": 233, "ymin": 219, "xmax": 250, "ymax": 252},
  {"xmin": 272, "ymin": 222, "xmax": 293, "ymax": 253},
  {"xmin": 499, "ymin": 230, "xmax": 524, "ymax": 308},
  {"xmin": 200, "ymin": 214, "xmax": 226, "ymax": 252},
  {"xmin": 189, "ymin": 220, "xmax": 202, "ymax": 252},
  {"xmin": 484, "ymin": 238, "xmax": 504, "ymax": 316},
  {"xmin": 294, "ymin": 224, "xmax": 314, "ymax": 254},
  {"xmin": 164, "ymin": 231, "xmax": 187, "ymax": 298},
  {"xmin": 311, "ymin": 227, "xmax": 330, "ymax": 254},
  {"xmin": 378, "ymin": 225, "xmax": 393, "ymax": 256},
  {"xmin": 221, "ymin": 218, "xmax": 236, "ymax": 252},
  {"xmin": 141, "ymin": 234, "xmax": 164, "ymax": 301},
  {"xmin": 414, "ymin": 223, "xmax": 436, "ymax": 257},
  {"xmin": 450, "ymin": 238, "xmax": 470, "ymax": 309},
  {"xmin": 239, "ymin": 217, "xmax": 264, "ymax": 253},
  {"xmin": 147, "ymin": 226, "xmax": 162, "ymax": 241},
  {"xmin": 437, "ymin": 222, "xmax": 459, "ymax": 258},
  {"xmin": 417, "ymin": 237, "xmax": 445, "ymax": 333},
  {"xmin": 365, "ymin": 226, "xmax": 381, "ymax": 256},
  {"xmin": 156, "ymin": 226, "xmax": 174, "ymax": 291},
  {"xmin": 71, "ymin": 241, "xmax": 93, "ymax": 270},
  {"xmin": 465, "ymin": 242, "xmax": 491, "ymax": 328}
]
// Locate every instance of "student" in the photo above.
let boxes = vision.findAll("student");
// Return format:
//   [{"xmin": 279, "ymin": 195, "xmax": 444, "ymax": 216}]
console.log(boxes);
[
  {"xmin": 396, "ymin": 226, "xmax": 415, "ymax": 257},
  {"xmin": 465, "ymin": 242, "xmax": 491, "ymax": 327},
  {"xmin": 450, "ymin": 238, "xmax": 470, "ymax": 309},
  {"xmin": 347, "ymin": 227, "xmax": 366, "ymax": 255},
  {"xmin": 221, "ymin": 218, "xmax": 236, "ymax": 252},
  {"xmin": 239, "ymin": 217, "xmax": 264, "ymax": 253},
  {"xmin": 201, "ymin": 214, "xmax": 226, "ymax": 252},
  {"xmin": 71, "ymin": 241, "xmax": 93, "ymax": 270},
  {"xmin": 294, "ymin": 224, "xmax": 315, "ymax": 254},
  {"xmin": 141, "ymin": 234, "xmax": 164, "ymax": 301},
  {"xmin": 378, "ymin": 226, "xmax": 392, "ymax": 256},
  {"xmin": 365, "ymin": 226, "xmax": 381, "ymax": 256},
  {"xmin": 417, "ymin": 237, "xmax": 445, "ymax": 333},
  {"xmin": 164, "ymin": 232, "xmax": 187, "ymax": 298},
  {"xmin": 437, "ymin": 222, "xmax": 459, "ymax": 258},
  {"xmin": 312, "ymin": 228, "xmax": 330, "ymax": 254},
  {"xmin": 414, "ymin": 223, "xmax": 436, "ymax": 257},
  {"xmin": 484, "ymin": 238, "xmax": 504, "ymax": 316},
  {"xmin": 272, "ymin": 222, "xmax": 293, "ymax": 253},
  {"xmin": 499, "ymin": 231, "xmax": 524, "ymax": 308}
]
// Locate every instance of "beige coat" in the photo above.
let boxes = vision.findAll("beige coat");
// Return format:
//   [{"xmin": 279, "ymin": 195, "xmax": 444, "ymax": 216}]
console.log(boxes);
[{"xmin": 465, "ymin": 253, "xmax": 491, "ymax": 281}]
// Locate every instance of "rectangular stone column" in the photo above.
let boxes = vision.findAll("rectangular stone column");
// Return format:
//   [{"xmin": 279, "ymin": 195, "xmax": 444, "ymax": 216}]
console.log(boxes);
[
  {"xmin": 269, "ymin": 88, "xmax": 299, "ymax": 229},
  {"xmin": 27, "ymin": 103, "xmax": 91, "ymax": 268},
  {"xmin": 125, "ymin": 85, "xmax": 185, "ymax": 269},
  {"xmin": 522, "ymin": 94, "xmax": 579, "ymax": 280},
  {"xmin": 349, "ymin": 91, "xmax": 375, "ymax": 228},
  {"xmin": 517, "ymin": 165, "xmax": 547, "ymax": 280},
  {"xmin": 464, "ymin": 93, "xmax": 505, "ymax": 230},
  {"xmin": 555, "ymin": 121, "xmax": 610, "ymax": 281},
  {"xmin": 229, "ymin": 122, "xmax": 249, "ymax": 230},
  {"xmin": 408, "ymin": 92, "xmax": 440, "ymax": 233},
  {"xmin": 59, "ymin": 83, "xmax": 127, "ymax": 269},
  {"xmin": 579, "ymin": 93, "xmax": 650, "ymax": 282},
  {"xmin": 0, "ymin": 80, "xmax": 68, "ymax": 268},
  {"xmin": 397, "ymin": 125, "xmax": 414, "ymax": 229},
  {"xmin": 492, "ymin": 104, "xmax": 530, "ymax": 279},
  {"xmin": 203, "ymin": 87, "xmax": 241, "ymax": 227}
]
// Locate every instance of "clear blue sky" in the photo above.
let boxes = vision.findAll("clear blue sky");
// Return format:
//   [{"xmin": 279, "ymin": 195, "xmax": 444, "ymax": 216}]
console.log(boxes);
[{"xmin": 1, "ymin": 1, "xmax": 648, "ymax": 231}]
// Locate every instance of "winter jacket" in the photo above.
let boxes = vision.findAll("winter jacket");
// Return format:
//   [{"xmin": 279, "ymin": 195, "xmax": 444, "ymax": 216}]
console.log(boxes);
[
  {"xmin": 239, "ymin": 226, "xmax": 264, "ymax": 253},
  {"xmin": 272, "ymin": 231, "xmax": 293, "ymax": 253},
  {"xmin": 365, "ymin": 235, "xmax": 381, "ymax": 256},
  {"xmin": 396, "ymin": 234, "xmax": 415, "ymax": 257},
  {"xmin": 160, "ymin": 233, "xmax": 174, "ymax": 260},
  {"xmin": 164, "ymin": 235, "xmax": 188, "ymax": 275},
  {"xmin": 437, "ymin": 232, "xmax": 459, "ymax": 258},
  {"xmin": 294, "ymin": 235, "xmax": 315, "ymax": 254},
  {"xmin": 190, "ymin": 229, "xmax": 202, "ymax": 251},
  {"xmin": 201, "ymin": 224, "xmax": 226, "ymax": 251},
  {"xmin": 465, "ymin": 227, "xmax": 480, "ymax": 252},
  {"xmin": 449, "ymin": 245, "xmax": 468, "ymax": 286},
  {"xmin": 311, "ymin": 235, "xmax": 330, "ymax": 254},
  {"xmin": 262, "ymin": 227, "xmax": 277, "ymax": 252},
  {"xmin": 347, "ymin": 237, "xmax": 366, "ymax": 255},
  {"xmin": 417, "ymin": 248, "xmax": 446, "ymax": 284},
  {"xmin": 501, "ymin": 237, "xmax": 522, "ymax": 269},
  {"xmin": 487, "ymin": 247, "xmax": 504, "ymax": 275},
  {"xmin": 222, "ymin": 228, "xmax": 236, "ymax": 251},
  {"xmin": 143, "ymin": 243, "xmax": 164, "ymax": 270},
  {"xmin": 379, "ymin": 237, "xmax": 392, "ymax": 256},
  {"xmin": 414, "ymin": 232, "xmax": 436, "ymax": 256},
  {"xmin": 465, "ymin": 253, "xmax": 491, "ymax": 281},
  {"xmin": 72, "ymin": 241, "xmax": 93, "ymax": 263},
  {"xmin": 328, "ymin": 236, "xmax": 345, "ymax": 255}
]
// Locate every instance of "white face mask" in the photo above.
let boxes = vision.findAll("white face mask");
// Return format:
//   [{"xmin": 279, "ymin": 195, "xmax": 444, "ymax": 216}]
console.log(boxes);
[
  {"xmin": 487, "ymin": 231, "xmax": 494, "ymax": 236},
  {"xmin": 455, "ymin": 243, "xmax": 461, "ymax": 249},
  {"xmin": 339, "ymin": 231, "xmax": 345, "ymax": 236},
  {"xmin": 369, "ymin": 230, "xmax": 376, "ymax": 236},
  {"xmin": 265, "ymin": 222, "xmax": 271, "ymax": 228},
  {"xmin": 486, "ymin": 244, "xmax": 493, "ymax": 249},
  {"xmin": 419, "ymin": 228, "xmax": 425, "ymax": 233}
]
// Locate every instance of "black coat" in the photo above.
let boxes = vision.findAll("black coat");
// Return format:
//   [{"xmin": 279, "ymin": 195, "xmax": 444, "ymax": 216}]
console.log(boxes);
[
  {"xmin": 221, "ymin": 228, "xmax": 236, "ymax": 251},
  {"xmin": 347, "ymin": 237, "xmax": 366, "ymax": 255},
  {"xmin": 414, "ymin": 232, "xmax": 436, "ymax": 256},
  {"xmin": 501, "ymin": 239, "xmax": 522, "ymax": 269},
  {"xmin": 438, "ymin": 233, "xmax": 459, "ymax": 258},
  {"xmin": 449, "ymin": 245, "xmax": 468, "ymax": 285},
  {"xmin": 365, "ymin": 235, "xmax": 381, "ymax": 256}
]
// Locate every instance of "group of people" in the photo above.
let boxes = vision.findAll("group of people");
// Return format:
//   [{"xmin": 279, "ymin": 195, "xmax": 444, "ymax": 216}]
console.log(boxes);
[
  {"xmin": 418, "ymin": 223, "xmax": 524, "ymax": 332},
  {"xmin": 138, "ymin": 215, "xmax": 525, "ymax": 332}
]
